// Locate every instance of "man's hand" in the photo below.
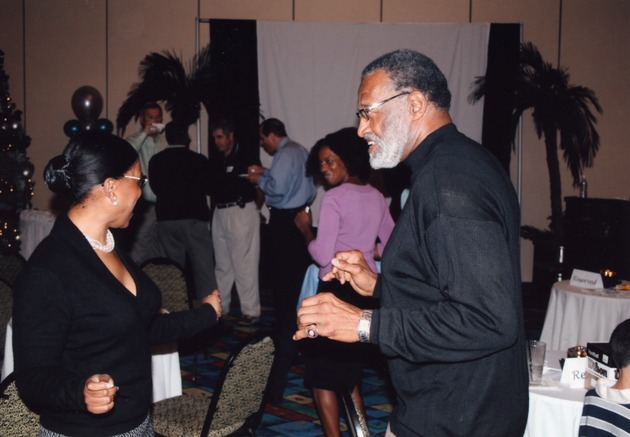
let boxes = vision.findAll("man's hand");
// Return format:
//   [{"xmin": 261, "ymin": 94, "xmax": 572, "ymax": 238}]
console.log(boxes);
[
  {"xmin": 322, "ymin": 250, "xmax": 377, "ymax": 297},
  {"xmin": 246, "ymin": 165, "xmax": 265, "ymax": 184},
  {"xmin": 294, "ymin": 292, "xmax": 363, "ymax": 343},
  {"xmin": 84, "ymin": 374, "xmax": 118, "ymax": 414}
]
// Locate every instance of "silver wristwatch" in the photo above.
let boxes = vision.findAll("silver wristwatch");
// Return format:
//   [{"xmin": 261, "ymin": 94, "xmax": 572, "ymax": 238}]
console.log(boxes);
[{"xmin": 357, "ymin": 310, "xmax": 372, "ymax": 343}]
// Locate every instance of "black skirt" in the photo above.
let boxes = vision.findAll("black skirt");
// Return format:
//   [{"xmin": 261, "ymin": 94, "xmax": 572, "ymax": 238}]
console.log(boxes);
[{"xmin": 302, "ymin": 279, "xmax": 379, "ymax": 391}]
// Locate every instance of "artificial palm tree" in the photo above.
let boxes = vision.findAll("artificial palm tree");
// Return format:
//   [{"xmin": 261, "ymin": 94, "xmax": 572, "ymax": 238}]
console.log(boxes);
[
  {"xmin": 469, "ymin": 42, "xmax": 602, "ymax": 243},
  {"xmin": 116, "ymin": 45, "xmax": 214, "ymax": 136}
]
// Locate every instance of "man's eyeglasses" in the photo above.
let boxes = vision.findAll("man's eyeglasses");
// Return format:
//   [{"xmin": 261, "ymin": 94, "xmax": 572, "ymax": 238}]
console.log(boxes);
[
  {"xmin": 123, "ymin": 174, "xmax": 148, "ymax": 188},
  {"xmin": 356, "ymin": 91, "xmax": 411, "ymax": 121}
]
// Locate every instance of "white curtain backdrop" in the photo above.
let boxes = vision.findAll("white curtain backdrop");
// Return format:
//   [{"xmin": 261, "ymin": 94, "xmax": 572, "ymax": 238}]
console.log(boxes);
[
  {"xmin": 257, "ymin": 21, "xmax": 490, "ymax": 221},
  {"xmin": 258, "ymin": 21, "xmax": 490, "ymax": 164}
]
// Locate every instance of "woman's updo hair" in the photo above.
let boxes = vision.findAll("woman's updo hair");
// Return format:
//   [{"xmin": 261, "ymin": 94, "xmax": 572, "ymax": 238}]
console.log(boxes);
[
  {"xmin": 306, "ymin": 127, "xmax": 371, "ymax": 182},
  {"xmin": 44, "ymin": 132, "xmax": 138, "ymax": 204}
]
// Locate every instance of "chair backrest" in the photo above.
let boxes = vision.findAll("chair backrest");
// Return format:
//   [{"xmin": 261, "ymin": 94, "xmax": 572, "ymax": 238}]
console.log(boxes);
[
  {"xmin": 0, "ymin": 278, "xmax": 12, "ymax": 360},
  {"xmin": 201, "ymin": 333, "xmax": 276, "ymax": 437},
  {"xmin": 0, "ymin": 253, "xmax": 26, "ymax": 287},
  {"xmin": 0, "ymin": 373, "xmax": 40, "ymax": 434},
  {"xmin": 339, "ymin": 388, "xmax": 370, "ymax": 437},
  {"xmin": 141, "ymin": 258, "xmax": 191, "ymax": 313}
]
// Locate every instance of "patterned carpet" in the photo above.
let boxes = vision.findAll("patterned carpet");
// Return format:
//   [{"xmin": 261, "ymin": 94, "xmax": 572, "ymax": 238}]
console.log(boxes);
[
  {"xmin": 178, "ymin": 299, "xmax": 394, "ymax": 436},
  {"xmin": 176, "ymin": 283, "xmax": 544, "ymax": 436}
]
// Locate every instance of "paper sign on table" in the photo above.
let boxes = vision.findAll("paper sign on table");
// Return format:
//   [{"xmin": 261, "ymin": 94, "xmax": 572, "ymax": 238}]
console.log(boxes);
[
  {"xmin": 560, "ymin": 357, "xmax": 588, "ymax": 388},
  {"xmin": 570, "ymin": 269, "xmax": 604, "ymax": 289}
]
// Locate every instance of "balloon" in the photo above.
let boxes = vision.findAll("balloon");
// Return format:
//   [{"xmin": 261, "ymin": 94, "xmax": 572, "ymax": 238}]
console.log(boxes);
[
  {"xmin": 71, "ymin": 86, "xmax": 103, "ymax": 121},
  {"xmin": 82, "ymin": 120, "xmax": 95, "ymax": 132},
  {"xmin": 96, "ymin": 118, "xmax": 114, "ymax": 133},
  {"xmin": 63, "ymin": 119, "xmax": 81, "ymax": 137}
]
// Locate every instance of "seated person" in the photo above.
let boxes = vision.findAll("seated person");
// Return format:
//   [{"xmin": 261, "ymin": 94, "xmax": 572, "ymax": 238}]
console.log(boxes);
[{"xmin": 579, "ymin": 318, "xmax": 630, "ymax": 436}]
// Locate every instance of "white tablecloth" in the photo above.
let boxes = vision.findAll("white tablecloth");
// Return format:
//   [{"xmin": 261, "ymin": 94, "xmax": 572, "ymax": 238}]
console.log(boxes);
[
  {"xmin": 2, "ymin": 319, "xmax": 181, "ymax": 403},
  {"xmin": 524, "ymin": 350, "xmax": 586, "ymax": 437},
  {"xmin": 19, "ymin": 209, "xmax": 55, "ymax": 259},
  {"xmin": 540, "ymin": 280, "xmax": 630, "ymax": 351}
]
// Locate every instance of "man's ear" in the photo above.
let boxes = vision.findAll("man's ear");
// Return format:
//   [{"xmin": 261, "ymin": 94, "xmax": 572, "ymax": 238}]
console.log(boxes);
[{"xmin": 408, "ymin": 90, "xmax": 429, "ymax": 120}]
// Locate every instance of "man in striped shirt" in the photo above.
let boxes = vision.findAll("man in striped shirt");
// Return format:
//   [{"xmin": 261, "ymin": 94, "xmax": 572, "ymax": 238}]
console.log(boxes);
[{"xmin": 580, "ymin": 318, "xmax": 630, "ymax": 436}]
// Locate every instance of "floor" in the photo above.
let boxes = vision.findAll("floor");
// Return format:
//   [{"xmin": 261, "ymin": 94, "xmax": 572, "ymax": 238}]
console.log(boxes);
[{"xmin": 177, "ymin": 283, "xmax": 546, "ymax": 436}]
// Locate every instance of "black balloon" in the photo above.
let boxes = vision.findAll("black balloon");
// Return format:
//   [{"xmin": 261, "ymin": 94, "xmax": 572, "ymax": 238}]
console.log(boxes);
[
  {"xmin": 71, "ymin": 86, "xmax": 103, "ymax": 121},
  {"xmin": 82, "ymin": 120, "xmax": 95, "ymax": 132},
  {"xmin": 96, "ymin": 118, "xmax": 114, "ymax": 133},
  {"xmin": 63, "ymin": 119, "xmax": 81, "ymax": 137}
]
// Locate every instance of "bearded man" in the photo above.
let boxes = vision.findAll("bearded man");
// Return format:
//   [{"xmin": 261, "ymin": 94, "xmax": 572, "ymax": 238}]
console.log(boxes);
[{"xmin": 295, "ymin": 49, "xmax": 529, "ymax": 436}]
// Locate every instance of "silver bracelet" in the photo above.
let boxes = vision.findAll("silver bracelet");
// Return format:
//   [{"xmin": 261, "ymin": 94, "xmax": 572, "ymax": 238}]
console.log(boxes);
[{"xmin": 357, "ymin": 310, "xmax": 372, "ymax": 343}]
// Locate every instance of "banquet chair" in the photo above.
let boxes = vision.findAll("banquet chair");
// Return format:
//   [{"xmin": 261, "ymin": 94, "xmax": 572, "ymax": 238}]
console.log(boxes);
[
  {"xmin": 0, "ymin": 252, "xmax": 26, "ymax": 287},
  {"xmin": 339, "ymin": 388, "xmax": 370, "ymax": 437},
  {"xmin": 0, "ymin": 372, "xmax": 40, "ymax": 435},
  {"xmin": 141, "ymin": 257, "xmax": 192, "ymax": 313},
  {"xmin": 152, "ymin": 333, "xmax": 275, "ymax": 437},
  {"xmin": 0, "ymin": 278, "xmax": 12, "ymax": 360},
  {"xmin": 141, "ymin": 257, "xmax": 211, "ymax": 379}
]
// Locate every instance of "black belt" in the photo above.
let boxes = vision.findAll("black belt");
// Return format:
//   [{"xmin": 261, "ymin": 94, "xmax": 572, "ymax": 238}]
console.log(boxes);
[
  {"xmin": 215, "ymin": 199, "xmax": 252, "ymax": 209},
  {"xmin": 268, "ymin": 204, "xmax": 309, "ymax": 215}
]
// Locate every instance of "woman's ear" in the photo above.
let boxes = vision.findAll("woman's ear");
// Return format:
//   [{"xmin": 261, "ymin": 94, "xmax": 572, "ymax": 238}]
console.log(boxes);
[{"xmin": 102, "ymin": 178, "xmax": 118, "ymax": 206}]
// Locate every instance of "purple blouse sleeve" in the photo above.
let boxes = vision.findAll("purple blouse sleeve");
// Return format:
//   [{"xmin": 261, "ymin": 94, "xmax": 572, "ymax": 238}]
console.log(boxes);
[{"xmin": 307, "ymin": 193, "xmax": 340, "ymax": 269}]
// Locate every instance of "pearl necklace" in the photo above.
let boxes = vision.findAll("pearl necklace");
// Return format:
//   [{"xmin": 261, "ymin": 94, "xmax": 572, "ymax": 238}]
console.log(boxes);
[{"xmin": 83, "ymin": 229, "xmax": 115, "ymax": 253}]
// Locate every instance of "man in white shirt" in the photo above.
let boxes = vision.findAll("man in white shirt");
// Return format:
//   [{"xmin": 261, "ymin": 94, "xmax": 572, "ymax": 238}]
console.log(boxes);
[{"xmin": 124, "ymin": 101, "xmax": 168, "ymax": 263}]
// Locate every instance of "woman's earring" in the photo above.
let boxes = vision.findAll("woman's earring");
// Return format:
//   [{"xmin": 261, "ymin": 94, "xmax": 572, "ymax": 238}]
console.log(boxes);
[{"xmin": 112, "ymin": 195, "xmax": 118, "ymax": 207}]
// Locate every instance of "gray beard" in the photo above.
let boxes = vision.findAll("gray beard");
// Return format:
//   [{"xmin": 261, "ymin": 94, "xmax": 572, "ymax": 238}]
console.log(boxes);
[{"xmin": 365, "ymin": 114, "xmax": 409, "ymax": 169}]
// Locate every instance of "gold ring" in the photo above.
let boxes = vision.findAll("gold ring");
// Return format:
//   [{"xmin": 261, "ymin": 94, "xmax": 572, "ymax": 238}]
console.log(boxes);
[{"xmin": 306, "ymin": 324, "xmax": 318, "ymax": 339}]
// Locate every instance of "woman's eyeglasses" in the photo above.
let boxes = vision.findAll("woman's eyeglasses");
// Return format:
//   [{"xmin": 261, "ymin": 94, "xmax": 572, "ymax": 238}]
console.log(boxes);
[{"xmin": 123, "ymin": 174, "xmax": 148, "ymax": 188}]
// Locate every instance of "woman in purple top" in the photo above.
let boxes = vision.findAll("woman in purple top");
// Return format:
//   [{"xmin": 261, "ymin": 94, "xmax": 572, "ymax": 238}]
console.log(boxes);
[{"xmin": 295, "ymin": 127, "xmax": 394, "ymax": 437}]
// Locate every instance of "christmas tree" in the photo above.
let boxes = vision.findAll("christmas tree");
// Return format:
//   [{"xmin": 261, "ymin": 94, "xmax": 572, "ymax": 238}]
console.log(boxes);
[{"xmin": 0, "ymin": 50, "xmax": 34, "ymax": 255}]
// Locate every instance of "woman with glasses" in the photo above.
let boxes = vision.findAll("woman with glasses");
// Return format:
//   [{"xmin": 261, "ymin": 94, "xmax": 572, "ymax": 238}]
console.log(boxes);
[
  {"xmin": 12, "ymin": 132, "xmax": 221, "ymax": 437},
  {"xmin": 294, "ymin": 127, "xmax": 394, "ymax": 436}
]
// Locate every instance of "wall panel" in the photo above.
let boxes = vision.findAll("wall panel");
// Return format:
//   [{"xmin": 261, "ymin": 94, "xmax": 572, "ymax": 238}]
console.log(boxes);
[
  {"xmin": 203, "ymin": 0, "xmax": 293, "ymax": 21},
  {"xmin": 108, "ymin": 0, "xmax": 198, "ymax": 134},
  {"xmin": 295, "ymin": 0, "xmax": 381, "ymax": 22},
  {"xmin": 0, "ymin": 0, "xmax": 25, "ymax": 116},
  {"xmin": 25, "ymin": 0, "xmax": 106, "ymax": 210},
  {"xmin": 384, "ymin": 0, "xmax": 470, "ymax": 23},
  {"xmin": 562, "ymin": 0, "xmax": 630, "ymax": 200}
]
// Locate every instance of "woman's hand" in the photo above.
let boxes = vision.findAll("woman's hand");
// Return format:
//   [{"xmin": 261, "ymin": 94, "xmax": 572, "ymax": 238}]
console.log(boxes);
[
  {"xmin": 294, "ymin": 209, "xmax": 312, "ymax": 232},
  {"xmin": 322, "ymin": 250, "xmax": 377, "ymax": 297},
  {"xmin": 294, "ymin": 208, "xmax": 315, "ymax": 244},
  {"xmin": 201, "ymin": 289, "xmax": 222, "ymax": 318},
  {"xmin": 84, "ymin": 374, "xmax": 118, "ymax": 414}
]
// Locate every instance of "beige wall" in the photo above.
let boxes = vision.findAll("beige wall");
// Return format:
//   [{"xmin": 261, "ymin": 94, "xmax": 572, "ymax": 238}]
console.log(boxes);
[{"xmin": 1, "ymin": 0, "xmax": 628, "ymax": 281}]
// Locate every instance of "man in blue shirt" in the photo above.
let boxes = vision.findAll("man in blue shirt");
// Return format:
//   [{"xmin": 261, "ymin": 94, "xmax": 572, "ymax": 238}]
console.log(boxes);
[{"xmin": 247, "ymin": 118, "xmax": 315, "ymax": 401}]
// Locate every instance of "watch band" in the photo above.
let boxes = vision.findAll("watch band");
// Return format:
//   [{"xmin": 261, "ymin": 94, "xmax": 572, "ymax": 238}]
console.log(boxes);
[{"xmin": 357, "ymin": 310, "xmax": 372, "ymax": 343}]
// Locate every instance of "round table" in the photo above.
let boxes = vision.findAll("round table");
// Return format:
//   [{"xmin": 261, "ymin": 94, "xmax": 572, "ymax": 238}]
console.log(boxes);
[
  {"xmin": 539, "ymin": 280, "xmax": 630, "ymax": 351},
  {"xmin": 524, "ymin": 350, "xmax": 586, "ymax": 437}
]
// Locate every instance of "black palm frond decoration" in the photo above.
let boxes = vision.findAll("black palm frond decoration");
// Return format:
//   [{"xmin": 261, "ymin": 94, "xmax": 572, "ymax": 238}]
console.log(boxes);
[
  {"xmin": 469, "ymin": 41, "xmax": 602, "ymax": 241},
  {"xmin": 116, "ymin": 46, "xmax": 214, "ymax": 136}
]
